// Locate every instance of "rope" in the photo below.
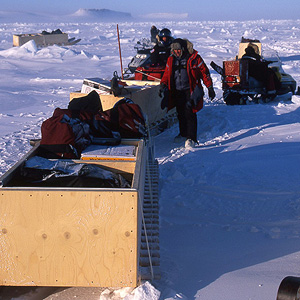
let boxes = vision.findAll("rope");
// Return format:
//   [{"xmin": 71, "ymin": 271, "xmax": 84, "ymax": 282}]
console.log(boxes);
[{"xmin": 134, "ymin": 69, "xmax": 162, "ymax": 82}]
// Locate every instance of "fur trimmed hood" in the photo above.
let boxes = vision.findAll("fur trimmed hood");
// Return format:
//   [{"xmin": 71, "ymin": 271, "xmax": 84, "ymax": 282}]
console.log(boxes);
[
  {"xmin": 186, "ymin": 39, "xmax": 194, "ymax": 54},
  {"xmin": 171, "ymin": 38, "xmax": 194, "ymax": 55}
]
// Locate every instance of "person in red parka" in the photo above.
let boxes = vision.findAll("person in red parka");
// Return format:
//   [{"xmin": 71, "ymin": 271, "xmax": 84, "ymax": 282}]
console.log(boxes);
[{"xmin": 159, "ymin": 38, "xmax": 215, "ymax": 148}]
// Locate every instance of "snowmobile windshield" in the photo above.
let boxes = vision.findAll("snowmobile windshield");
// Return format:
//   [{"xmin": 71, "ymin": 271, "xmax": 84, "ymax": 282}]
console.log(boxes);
[
  {"xmin": 262, "ymin": 49, "xmax": 281, "ymax": 63},
  {"xmin": 262, "ymin": 49, "xmax": 284, "ymax": 70},
  {"xmin": 134, "ymin": 38, "xmax": 154, "ymax": 51}
]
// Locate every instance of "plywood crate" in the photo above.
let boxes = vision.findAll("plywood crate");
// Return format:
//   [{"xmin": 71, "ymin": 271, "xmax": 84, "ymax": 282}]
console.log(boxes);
[
  {"xmin": 0, "ymin": 139, "xmax": 157, "ymax": 288},
  {"xmin": 13, "ymin": 33, "xmax": 69, "ymax": 47}
]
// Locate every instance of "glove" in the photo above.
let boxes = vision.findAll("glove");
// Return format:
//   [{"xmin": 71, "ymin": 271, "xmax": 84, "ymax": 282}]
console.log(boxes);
[
  {"xmin": 160, "ymin": 88, "xmax": 169, "ymax": 110},
  {"xmin": 159, "ymin": 83, "xmax": 166, "ymax": 98},
  {"xmin": 208, "ymin": 86, "xmax": 216, "ymax": 100},
  {"xmin": 191, "ymin": 85, "xmax": 204, "ymax": 107}
]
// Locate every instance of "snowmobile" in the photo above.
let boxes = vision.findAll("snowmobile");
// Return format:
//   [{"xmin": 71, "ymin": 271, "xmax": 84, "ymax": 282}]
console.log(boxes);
[
  {"xmin": 123, "ymin": 28, "xmax": 173, "ymax": 81},
  {"xmin": 123, "ymin": 38, "xmax": 165, "ymax": 82},
  {"xmin": 211, "ymin": 38, "xmax": 297, "ymax": 105},
  {"xmin": 123, "ymin": 38, "xmax": 155, "ymax": 77}
]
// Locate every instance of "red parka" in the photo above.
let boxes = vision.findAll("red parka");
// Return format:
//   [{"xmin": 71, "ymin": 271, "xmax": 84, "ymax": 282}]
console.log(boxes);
[{"xmin": 161, "ymin": 48, "xmax": 213, "ymax": 113}]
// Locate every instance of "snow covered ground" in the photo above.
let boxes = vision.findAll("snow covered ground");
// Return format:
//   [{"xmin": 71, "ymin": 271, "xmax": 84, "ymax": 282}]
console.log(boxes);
[{"xmin": 0, "ymin": 13, "xmax": 300, "ymax": 300}]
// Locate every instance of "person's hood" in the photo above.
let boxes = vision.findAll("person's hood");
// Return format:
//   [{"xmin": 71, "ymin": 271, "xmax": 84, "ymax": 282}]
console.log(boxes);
[{"xmin": 171, "ymin": 38, "xmax": 194, "ymax": 57}]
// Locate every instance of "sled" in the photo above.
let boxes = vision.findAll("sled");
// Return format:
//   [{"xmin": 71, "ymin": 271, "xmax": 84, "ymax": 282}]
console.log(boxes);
[
  {"xmin": 0, "ymin": 138, "xmax": 160, "ymax": 287},
  {"xmin": 70, "ymin": 77, "xmax": 177, "ymax": 134},
  {"xmin": 13, "ymin": 32, "xmax": 81, "ymax": 47},
  {"xmin": 211, "ymin": 38, "xmax": 297, "ymax": 105}
]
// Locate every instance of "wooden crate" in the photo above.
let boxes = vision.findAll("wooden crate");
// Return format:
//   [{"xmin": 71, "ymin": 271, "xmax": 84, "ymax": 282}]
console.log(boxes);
[
  {"xmin": 0, "ymin": 139, "xmax": 155, "ymax": 288},
  {"xmin": 13, "ymin": 33, "xmax": 69, "ymax": 47}
]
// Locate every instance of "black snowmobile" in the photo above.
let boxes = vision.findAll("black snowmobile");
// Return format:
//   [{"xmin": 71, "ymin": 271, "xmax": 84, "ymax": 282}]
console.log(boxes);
[
  {"xmin": 123, "ymin": 39, "xmax": 165, "ymax": 81},
  {"xmin": 125, "ymin": 38, "xmax": 154, "ymax": 75},
  {"xmin": 211, "ymin": 38, "xmax": 297, "ymax": 105}
]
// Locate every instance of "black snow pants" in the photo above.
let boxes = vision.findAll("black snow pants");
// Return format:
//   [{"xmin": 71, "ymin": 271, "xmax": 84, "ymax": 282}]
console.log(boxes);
[{"xmin": 174, "ymin": 89, "xmax": 197, "ymax": 142}]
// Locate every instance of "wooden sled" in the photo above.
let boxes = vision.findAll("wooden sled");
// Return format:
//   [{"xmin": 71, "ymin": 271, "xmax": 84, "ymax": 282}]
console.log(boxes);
[
  {"xmin": 0, "ymin": 139, "xmax": 160, "ymax": 287},
  {"xmin": 70, "ymin": 77, "xmax": 177, "ymax": 135},
  {"xmin": 13, "ymin": 32, "xmax": 81, "ymax": 47}
]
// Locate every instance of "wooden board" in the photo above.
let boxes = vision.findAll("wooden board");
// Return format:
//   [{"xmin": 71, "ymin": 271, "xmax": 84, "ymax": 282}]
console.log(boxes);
[{"xmin": 81, "ymin": 144, "xmax": 137, "ymax": 161}]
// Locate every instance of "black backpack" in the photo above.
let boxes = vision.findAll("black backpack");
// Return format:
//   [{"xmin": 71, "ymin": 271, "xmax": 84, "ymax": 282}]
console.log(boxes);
[{"xmin": 68, "ymin": 90, "xmax": 103, "ymax": 113}]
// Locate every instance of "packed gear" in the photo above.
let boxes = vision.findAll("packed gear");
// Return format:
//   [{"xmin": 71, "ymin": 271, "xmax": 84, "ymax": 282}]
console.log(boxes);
[
  {"xmin": 40, "ymin": 108, "xmax": 92, "ymax": 159},
  {"xmin": 98, "ymin": 98, "xmax": 146, "ymax": 139},
  {"xmin": 67, "ymin": 90, "xmax": 103, "ymax": 112},
  {"xmin": 10, "ymin": 156, "xmax": 131, "ymax": 188},
  {"xmin": 40, "ymin": 92, "xmax": 146, "ymax": 159}
]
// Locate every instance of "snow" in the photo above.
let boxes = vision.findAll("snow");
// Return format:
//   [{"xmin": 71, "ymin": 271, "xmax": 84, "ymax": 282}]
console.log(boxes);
[{"xmin": 0, "ymin": 13, "xmax": 300, "ymax": 300}]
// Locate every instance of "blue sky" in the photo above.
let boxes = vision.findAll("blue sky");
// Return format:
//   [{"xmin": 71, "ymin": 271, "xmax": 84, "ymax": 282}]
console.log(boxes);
[{"xmin": 1, "ymin": 0, "xmax": 299, "ymax": 21}]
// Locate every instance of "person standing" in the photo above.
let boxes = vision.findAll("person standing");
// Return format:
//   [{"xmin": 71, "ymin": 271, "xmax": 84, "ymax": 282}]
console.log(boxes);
[{"xmin": 159, "ymin": 38, "xmax": 215, "ymax": 148}]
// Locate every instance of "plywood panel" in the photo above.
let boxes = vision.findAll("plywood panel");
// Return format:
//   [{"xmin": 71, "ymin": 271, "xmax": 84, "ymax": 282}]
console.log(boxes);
[
  {"xmin": 0, "ymin": 190, "xmax": 139, "ymax": 287},
  {"xmin": 78, "ymin": 160, "xmax": 136, "ymax": 175}
]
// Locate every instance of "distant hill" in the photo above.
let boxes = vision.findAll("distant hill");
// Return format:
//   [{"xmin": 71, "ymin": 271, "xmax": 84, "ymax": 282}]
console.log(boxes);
[
  {"xmin": 0, "ymin": 10, "xmax": 50, "ymax": 23},
  {"xmin": 71, "ymin": 8, "xmax": 133, "ymax": 21},
  {"xmin": 0, "ymin": 8, "xmax": 133, "ymax": 23}
]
